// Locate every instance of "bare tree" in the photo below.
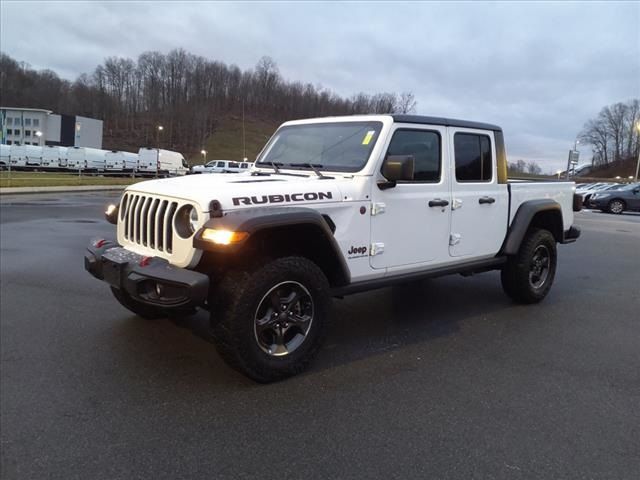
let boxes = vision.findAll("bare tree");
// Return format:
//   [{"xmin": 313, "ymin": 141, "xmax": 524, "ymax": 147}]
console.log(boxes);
[{"xmin": 394, "ymin": 92, "xmax": 417, "ymax": 114}]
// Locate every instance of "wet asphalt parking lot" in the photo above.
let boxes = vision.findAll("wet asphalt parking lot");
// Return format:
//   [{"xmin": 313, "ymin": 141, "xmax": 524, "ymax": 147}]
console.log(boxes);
[{"xmin": 1, "ymin": 192, "xmax": 639, "ymax": 479}]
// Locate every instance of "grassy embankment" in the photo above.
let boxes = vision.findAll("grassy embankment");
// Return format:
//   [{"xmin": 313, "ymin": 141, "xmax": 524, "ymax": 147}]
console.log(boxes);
[
  {"xmin": 0, "ymin": 172, "xmax": 142, "ymax": 188},
  {"xmin": 189, "ymin": 115, "xmax": 279, "ymax": 165}
]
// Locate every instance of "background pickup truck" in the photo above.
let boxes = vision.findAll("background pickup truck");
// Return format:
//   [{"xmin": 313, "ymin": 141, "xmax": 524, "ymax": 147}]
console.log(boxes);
[
  {"xmin": 86, "ymin": 114, "xmax": 581, "ymax": 382},
  {"xmin": 191, "ymin": 160, "xmax": 253, "ymax": 174}
]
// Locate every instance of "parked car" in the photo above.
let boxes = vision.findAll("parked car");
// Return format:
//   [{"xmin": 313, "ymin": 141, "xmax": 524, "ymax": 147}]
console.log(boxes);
[
  {"xmin": 588, "ymin": 183, "xmax": 640, "ymax": 214},
  {"xmin": 582, "ymin": 183, "xmax": 621, "ymax": 206},
  {"xmin": 191, "ymin": 160, "xmax": 252, "ymax": 174}
]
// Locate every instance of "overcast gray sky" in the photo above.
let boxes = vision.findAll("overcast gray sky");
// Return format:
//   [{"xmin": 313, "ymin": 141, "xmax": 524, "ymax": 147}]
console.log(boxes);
[{"xmin": 2, "ymin": 1, "xmax": 639, "ymax": 171}]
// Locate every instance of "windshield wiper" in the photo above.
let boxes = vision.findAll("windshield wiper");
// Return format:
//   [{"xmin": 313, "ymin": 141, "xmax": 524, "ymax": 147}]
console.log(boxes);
[
  {"xmin": 289, "ymin": 163, "xmax": 329, "ymax": 178},
  {"xmin": 254, "ymin": 161, "xmax": 283, "ymax": 174}
]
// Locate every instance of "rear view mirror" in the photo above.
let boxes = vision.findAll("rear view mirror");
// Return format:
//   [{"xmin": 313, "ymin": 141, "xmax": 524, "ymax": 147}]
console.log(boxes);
[{"xmin": 379, "ymin": 155, "xmax": 414, "ymax": 189}]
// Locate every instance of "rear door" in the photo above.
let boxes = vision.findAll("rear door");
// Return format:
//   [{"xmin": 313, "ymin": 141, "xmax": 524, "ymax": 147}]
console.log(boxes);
[{"xmin": 448, "ymin": 128, "xmax": 509, "ymax": 258}]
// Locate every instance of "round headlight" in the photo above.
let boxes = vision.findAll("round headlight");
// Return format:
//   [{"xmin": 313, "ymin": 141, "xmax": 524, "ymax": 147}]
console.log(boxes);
[{"xmin": 175, "ymin": 205, "xmax": 198, "ymax": 238}]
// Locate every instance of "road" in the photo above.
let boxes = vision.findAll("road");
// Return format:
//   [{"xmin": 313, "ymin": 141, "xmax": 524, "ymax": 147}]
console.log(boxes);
[{"xmin": 1, "ymin": 193, "xmax": 639, "ymax": 479}]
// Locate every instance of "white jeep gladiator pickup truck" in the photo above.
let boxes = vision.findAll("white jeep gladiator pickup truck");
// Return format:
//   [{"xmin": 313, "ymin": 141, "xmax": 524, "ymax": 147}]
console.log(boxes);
[{"xmin": 86, "ymin": 114, "xmax": 581, "ymax": 382}]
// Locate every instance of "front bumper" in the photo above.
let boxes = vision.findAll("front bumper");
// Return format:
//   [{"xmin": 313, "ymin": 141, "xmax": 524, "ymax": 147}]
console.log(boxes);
[
  {"xmin": 84, "ymin": 239, "xmax": 209, "ymax": 309},
  {"xmin": 587, "ymin": 199, "xmax": 608, "ymax": 209}
]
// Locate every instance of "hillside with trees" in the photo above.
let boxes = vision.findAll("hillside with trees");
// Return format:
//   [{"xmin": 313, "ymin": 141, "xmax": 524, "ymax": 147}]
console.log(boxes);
[
  {"xmin": 579, "ymin": 99, "xmax": 639, "ymax": 169},
  {"xmin": 0, "ymin": 51, "xmax": 416, "ymax": 162}
]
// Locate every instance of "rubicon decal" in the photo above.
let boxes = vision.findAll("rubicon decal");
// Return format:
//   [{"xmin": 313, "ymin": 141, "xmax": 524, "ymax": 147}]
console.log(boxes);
[{"xmin": 232, "ymin": 192, "xmax": 333, "ymax": 206}]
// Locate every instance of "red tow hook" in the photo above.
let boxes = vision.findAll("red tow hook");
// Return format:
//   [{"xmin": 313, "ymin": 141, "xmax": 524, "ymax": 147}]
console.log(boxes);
[
  {"xmin": 139, "ymin": 256, "xmax": 152, "ymax": 267},
  {"xmin": 94, "ymin": 239, "xmax": 108, "ymax": 248}
]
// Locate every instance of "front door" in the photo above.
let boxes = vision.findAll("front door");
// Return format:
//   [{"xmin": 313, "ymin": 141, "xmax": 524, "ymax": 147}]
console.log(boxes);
[
  {"xmin": 370, "ymin": 124, "xmax": 451, "ymax": 270},
  {"xmin": 448, "ymin": 128, "xmax": 509, "ymax": 258}
]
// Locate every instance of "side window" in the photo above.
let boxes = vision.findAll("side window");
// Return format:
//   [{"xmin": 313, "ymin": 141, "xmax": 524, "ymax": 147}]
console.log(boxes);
[
  {"xmin": 216, "ymin": 161, "xmax": 225, "ymax": 167},
  {"xmin": 241, "ymin": 163, "xmax": 248, "ymax": 168},
  {"xmin": 228, "ymin": 162, "xmax": 239, "ymax": 168},
  {"xmin": 454, "ymin": 133, "xmax": 492, "ymax": 182},
  {"xmin": 385, "ymin": 129, "xmax": 441, "ymax": 182}
]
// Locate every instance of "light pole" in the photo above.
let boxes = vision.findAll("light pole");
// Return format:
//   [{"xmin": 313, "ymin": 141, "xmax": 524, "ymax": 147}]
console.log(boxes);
[
  {"xmin": 156, "ymin": 125, "xmax": 163, "ymax": 177},
  {"xmin": 634, "ymin": 121, "xmax": 640, "ymax": 182},
  {"xmin": 556, "ymin": 170, "xmax": 562, "ymax": 180},
  {"xmin": 201, "ymin": 149, "xmax": 207, "ymax": 163}
]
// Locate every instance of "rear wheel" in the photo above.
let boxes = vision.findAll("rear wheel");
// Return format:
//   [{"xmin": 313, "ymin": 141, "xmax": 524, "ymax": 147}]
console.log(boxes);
[
  {"xmin": 607, "ymin": 199, "xmax": 625, "ymax": 214},
  {"xmin": 501, "ymin": 228, "xmax": 557, "ymax": 304},
  {"xmin": 209, "ymin": 256, "xmax": 330, "ymax": 383}
]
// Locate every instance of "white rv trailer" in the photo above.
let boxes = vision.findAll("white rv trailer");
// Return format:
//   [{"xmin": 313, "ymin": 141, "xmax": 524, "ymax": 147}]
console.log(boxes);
[{"xmin": 24, "ymin": 145, "xmax": 44, "ymax": 168}]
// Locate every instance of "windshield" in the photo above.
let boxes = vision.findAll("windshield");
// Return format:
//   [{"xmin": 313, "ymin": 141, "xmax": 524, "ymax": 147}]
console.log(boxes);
[{"xmin": 257, "ymin": 121, "xmax": 383, "ymax": 172}]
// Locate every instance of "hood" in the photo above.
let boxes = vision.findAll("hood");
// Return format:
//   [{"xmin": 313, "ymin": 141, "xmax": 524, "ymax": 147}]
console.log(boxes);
[{"xmin": 126, "ymin": 171, "xmax": 346, "ymax": 212}]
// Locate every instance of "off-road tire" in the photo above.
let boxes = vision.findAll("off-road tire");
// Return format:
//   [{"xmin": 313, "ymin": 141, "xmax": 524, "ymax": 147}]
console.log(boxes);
[
  {"xmin": 110, "ymin": 286, "xmax": 167, "ymax": 319},
  {"xmin": 607, "ymin": 199, "xmax": 626, "ymax": 214},
  {"xmin": 209, "ymin": 256, "xmax": 331, "ymax": 383},
  {"xmin": 501, "ymin": 228, "xmax": 557, "ymax": 304}
]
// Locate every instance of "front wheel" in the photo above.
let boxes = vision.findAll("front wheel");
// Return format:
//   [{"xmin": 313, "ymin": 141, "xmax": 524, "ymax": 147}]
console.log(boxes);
[
  {"xmin": 209, "ymin": 256, "xmax": 331, "ymax": 383},
  {"xmin": 607, "ymin": 199, "xmax": 625, "ymax": 214},
  {"xmin": 501, "ymin": 228, "xmax": 557, "ymax": 304}
]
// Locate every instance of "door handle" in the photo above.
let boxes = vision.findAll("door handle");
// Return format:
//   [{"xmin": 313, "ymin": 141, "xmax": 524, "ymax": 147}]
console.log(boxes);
[
  {"xmin": 428, "ymin": 199, "xmax": 449, "ymax": 207},
  {"xmin": 479, "ymin": 196, "xmax": 496, "ymax": 204}
]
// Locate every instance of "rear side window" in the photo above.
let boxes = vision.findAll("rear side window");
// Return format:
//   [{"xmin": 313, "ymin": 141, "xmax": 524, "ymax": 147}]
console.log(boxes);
[
  {"xmin": 241, "ymin": 163, "xmax": 248, "ymax": 168},
  {"xmin": 216, "ymin": 161, "xmax": 225, "ymax": 167},
  {"xmin": 228, "ymin": 162, "xmax": 239, "ymax": 168},
  {"xmin": 454, "ymin": 133, "xmax": 492, "ymax": 182},
  {"xmin": 385, "ymin": 129, "xmax": 441, "ymax": 182}
]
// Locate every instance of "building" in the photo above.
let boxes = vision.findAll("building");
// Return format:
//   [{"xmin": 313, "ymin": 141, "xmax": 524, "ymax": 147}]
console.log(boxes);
[{"xmin": 0, "ymin": 107, "xmax": 103, "ymax": 149}]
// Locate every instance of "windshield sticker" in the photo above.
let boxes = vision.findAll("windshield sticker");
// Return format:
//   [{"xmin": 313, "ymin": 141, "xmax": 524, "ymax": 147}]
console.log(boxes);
[{"xmin": 362, "ymin": 131, "xmax": 375, "ymax": 145}]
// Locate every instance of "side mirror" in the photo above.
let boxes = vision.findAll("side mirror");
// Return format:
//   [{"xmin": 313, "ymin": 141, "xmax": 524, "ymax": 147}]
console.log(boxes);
[
  {"xmin": 379, "ymin": 155, "xmax": 414, "ymax": 189},
  {"xmin": 633, "ymin": 187, "xmax": 639, "ymax": 194}
]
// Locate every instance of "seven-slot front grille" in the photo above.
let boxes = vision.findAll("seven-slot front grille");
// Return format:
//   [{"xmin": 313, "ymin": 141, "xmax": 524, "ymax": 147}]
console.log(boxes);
[{"xmin": 120, "ymin": 193, "xmax": 179, "ymax": 253}]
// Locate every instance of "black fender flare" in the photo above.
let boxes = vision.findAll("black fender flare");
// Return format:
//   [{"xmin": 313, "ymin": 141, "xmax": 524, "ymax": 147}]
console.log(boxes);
[
  {"xmin": 501, "ymin": 199, "xmax": 563, "ymax": 255},
  {"xmin": 193, "ymin": 206, "xmax": 350, "ymax": 285}
]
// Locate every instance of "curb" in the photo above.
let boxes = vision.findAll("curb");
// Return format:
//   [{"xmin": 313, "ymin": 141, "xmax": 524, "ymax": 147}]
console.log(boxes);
[{"xmin": 0, "ymin": 185, "xmax": 127, "ymax": 195}]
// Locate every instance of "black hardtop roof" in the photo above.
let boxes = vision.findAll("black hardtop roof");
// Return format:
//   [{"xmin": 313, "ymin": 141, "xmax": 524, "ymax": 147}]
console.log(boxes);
[{"xmin": 391, "ymin": 114, "xmax": 502, "ymax": 132}]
